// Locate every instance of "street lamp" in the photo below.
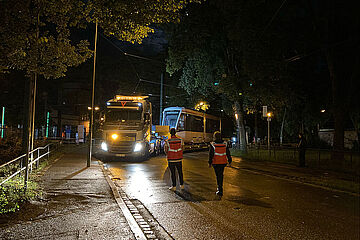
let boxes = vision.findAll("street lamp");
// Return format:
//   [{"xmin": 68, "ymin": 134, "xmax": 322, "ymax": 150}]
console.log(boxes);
[
  {"xmin": 195, "ymin": 101, "xmax": 209, "ymax": 111},
  {"xmin": 266, "ymin": 112, "xmax": 272, "ymax": 149}
]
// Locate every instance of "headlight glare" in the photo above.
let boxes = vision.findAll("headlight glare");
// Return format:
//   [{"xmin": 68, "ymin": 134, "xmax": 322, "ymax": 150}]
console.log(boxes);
[
  {"xmin": 134, "ymin": 142, "xmax": 143, "ymax": 152},
  {"xmin": 111, "ymin": 133, "xmax": 119, "ymax": 140},
  {"xmin": 101, "ymin": 142, "xmax": 108, "ymax": 151}
]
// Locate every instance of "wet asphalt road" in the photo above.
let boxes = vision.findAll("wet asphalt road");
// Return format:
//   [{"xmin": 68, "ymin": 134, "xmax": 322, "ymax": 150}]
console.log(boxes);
[{"xmin": 104, "ymin": 151, "xmax": 360, "ymax": 240}]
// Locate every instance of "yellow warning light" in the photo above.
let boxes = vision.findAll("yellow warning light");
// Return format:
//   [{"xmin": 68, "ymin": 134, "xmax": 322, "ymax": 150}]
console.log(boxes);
[
  {"xmin": 111, "ymin": 133, "xmax": 119, "ymax": 140},
  {"xmin": 115, "ymin": 95, "xmax": 148, "ymax": 101}
]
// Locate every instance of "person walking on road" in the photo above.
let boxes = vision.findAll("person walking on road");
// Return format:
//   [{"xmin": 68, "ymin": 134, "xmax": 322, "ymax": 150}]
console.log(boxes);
[
  {"xmin": 209, "ymin": 131, "xmax": 232, "ymax": 196},
  {"xmin": 165, "ymin": 128, "xmax": 184, "ymax": 191}
]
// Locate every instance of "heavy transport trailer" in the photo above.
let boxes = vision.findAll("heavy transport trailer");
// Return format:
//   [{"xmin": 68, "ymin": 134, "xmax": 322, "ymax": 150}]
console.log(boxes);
[
  {"xmin": 161, "ymin": 107, "xmax": 221, "ymax": 150},
  {"xmin": 97, "ymin": 95, "xmax": 160, "ymax": 159}
]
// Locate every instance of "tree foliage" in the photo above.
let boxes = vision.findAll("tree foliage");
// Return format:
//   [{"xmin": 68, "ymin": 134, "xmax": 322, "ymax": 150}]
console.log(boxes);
[
  {"xmin": 165, "ymin": 0, "xmax": 350, "ymax": 147},
  {"xmin": 0, "ymin": 0, "xmax": 199, "ymax": 78},
  {"xmin": 0, "ymin": 0, "xmax": 92, "ymax": 78},
  {"xmin": 87, "ymin": 0, "xmax": 200, "ymax": 43}
]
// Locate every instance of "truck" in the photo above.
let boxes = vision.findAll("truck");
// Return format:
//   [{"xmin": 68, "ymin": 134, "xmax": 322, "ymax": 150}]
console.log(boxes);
[{"xmin": 98, "ymin": 95, "xmax": 158, "ymax": 159}]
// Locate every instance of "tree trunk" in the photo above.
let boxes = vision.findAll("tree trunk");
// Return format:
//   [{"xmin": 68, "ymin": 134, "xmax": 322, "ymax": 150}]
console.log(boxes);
[
  {"xmin": 325, "ymin": 47, "xmax": 345, "ymax": 163},
  {"xmin": 254, "ymin": 113, "xmax": 258, "ymax": 144},
  {"xmin": 21, "ymin": 76, "xmax": 30, "ymax": 154},
  {"xmin": 24, "ymin": 74, "xmax": 34, "ymax": 189},
  {"xmin": 234, "ymin": 100, "xmax": 247, "ymax": 152},
  {"xmin": 280, "ymin": 107, "xmax": 286, "ymax": 146}
]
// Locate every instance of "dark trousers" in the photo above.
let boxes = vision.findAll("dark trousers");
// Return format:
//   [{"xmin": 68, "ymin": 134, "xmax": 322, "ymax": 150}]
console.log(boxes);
[
  {"xmin": 212, "ymin": 164, "xmax": 227, "ymax": 193},
  {"xmin": 168, "ymin": 161, "xmax": 184, "ymax": 187}
]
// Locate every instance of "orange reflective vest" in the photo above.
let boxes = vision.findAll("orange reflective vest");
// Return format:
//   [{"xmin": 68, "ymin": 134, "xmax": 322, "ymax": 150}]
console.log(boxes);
[
  {"xmin": 166, "ymin": 136, "xmax": 183, "ymax": 161},
  {"xmin": 211, "ymin": 141, "xmax": 228, "ymax": 164}
]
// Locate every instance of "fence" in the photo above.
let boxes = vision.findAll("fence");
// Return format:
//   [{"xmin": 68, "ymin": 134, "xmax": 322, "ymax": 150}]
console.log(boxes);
[
  {"xmin": 0, "ymin": 143, "xmax": 59, "ymax": 186},
  {"xmin": 238, "ymin": 145, "xmax": 360, "ymax": 174}
]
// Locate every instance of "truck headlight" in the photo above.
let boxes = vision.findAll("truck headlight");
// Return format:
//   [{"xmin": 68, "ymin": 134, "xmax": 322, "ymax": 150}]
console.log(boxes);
[
  {"xmin": 101, "ymin": 142, "xmax": 108, "ymax": 151},
  {"xmin": 111, "ymin": 133, "xmax": 119, "ymax": 140},
  {"xmin": 134, "ymin": 142, "xmax": 143, "ymax": 152}
]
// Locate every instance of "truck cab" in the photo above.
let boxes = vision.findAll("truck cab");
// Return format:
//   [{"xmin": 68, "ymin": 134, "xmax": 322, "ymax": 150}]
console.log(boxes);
[{"xmin": 98, "ymin": 95, "xmax": 154, "ymax": 159}]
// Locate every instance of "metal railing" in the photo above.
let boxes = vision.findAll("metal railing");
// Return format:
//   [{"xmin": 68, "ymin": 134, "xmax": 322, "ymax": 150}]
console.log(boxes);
[{"xmin": 0, "ymin": 143, "xmax": 58, "ymax": 186}]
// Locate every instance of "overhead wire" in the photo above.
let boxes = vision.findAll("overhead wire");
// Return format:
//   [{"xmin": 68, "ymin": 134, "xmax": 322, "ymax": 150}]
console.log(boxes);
[
  {"xmin": 99, "ymin": 33, "xmax": 143, "ymax": 93},
  {"xmin": 100, "ymin": 33, "xmax": 184, "ymax": 95},
  {"xmin": 260, "ymin": 0, "xmax": 288, "ymax": 37}
]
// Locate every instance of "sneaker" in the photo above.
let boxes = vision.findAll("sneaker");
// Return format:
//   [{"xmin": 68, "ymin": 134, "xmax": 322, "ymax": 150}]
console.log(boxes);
[
  {"xmin": 180, "ymin": 185, "xmax": 185, "ymax": 190},
  {"xmin": 216, "ymin": 190, "xmax": 223, "ymax": 196},
  {"xmin": 169, "ymin": 186, "xmax": 176, "ymax": 191}
]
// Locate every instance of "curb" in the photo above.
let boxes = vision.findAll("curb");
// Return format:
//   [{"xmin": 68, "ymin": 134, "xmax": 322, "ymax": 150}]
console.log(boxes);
[{"xmin": 98, "ymin": 160, "xmax": 147, "ymax": 240}]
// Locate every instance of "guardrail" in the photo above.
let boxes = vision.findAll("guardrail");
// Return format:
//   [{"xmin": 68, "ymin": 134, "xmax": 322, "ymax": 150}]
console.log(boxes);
[{"xmin": 0, "ymin": 143, "xmax": 59, "ymax": 186}]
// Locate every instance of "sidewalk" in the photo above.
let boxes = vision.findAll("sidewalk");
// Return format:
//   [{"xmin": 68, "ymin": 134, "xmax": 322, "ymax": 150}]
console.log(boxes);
[
  {"xmin": 232, "ymin": 156, "xmax": 360, "ymax": 195},
  {"xmin": 0, "ymin": 146, "xmax": 135, "ymax": 240}
]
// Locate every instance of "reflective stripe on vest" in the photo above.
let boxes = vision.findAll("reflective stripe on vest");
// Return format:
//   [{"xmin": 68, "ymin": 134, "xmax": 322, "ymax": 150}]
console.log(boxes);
[
  {"xmin": 167, "ymin": 137, "xmax": 183, "ymax": 160},
  {"xmin": 211, "ymin": 141, "xmax": 227, "ymax": 164}
]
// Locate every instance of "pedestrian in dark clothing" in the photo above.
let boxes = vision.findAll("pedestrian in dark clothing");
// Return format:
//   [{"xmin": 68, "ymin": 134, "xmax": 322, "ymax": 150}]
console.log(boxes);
[
  {"xmin": 165, "ymin": 128, "xmax": 184, "ymax": 191},
  {"xmin": 209, "ymin": 131, "xmax": 232, "ymax": 196},
  {"xmin": 298, "ymin": 133, "xmax": 306, "ymax": 167}
]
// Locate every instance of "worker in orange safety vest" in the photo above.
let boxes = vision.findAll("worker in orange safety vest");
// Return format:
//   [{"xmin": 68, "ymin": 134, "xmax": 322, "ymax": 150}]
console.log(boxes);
[
  {"xmin": 208, "ymin": 131, "xmax": 232, "ymax": 196},
  {"xmin": 165, "ymin": 128, "xmax": 184, "ymax": 191}
]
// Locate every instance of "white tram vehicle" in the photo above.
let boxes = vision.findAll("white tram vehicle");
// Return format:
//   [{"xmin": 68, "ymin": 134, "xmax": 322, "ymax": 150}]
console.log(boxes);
[{"xmin": 161, "ymin": 107, "xmax": 221, "ymax": 149}]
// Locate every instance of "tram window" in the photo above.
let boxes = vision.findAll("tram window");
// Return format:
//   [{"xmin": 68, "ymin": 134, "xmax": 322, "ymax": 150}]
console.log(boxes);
[
  {"xmin": 163, "ymin": 111, "xmax": 180, "ymax": 129},
  {"xmin": 178, "ymin": 114, "xmax": 185, "ymax": 131},
  {"xmin": 186, "ymin": 114, "xmax": 204, "ymax": 132},
  {"xmin": 206, "ymin": 118, "xmax": 220, "ymax": 133}
]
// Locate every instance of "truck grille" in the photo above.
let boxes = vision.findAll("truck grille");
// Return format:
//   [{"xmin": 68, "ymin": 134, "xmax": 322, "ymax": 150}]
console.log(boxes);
[
  {"xmin": 108, "ymin": 142, "xmax": 134, "ymax": 154},
  {"xmin": 107, "ymin": 133, "xmax": 137, "ymax": 154}
]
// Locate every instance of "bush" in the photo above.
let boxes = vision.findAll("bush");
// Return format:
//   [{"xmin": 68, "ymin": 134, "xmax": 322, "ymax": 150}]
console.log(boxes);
[
  {"xmin": 0, "ymin": 137, "xmax": 22, "ymax": 165},
  {"xmin": 0, "ymin": 179, "xmax": 41, "ymax": 214}
]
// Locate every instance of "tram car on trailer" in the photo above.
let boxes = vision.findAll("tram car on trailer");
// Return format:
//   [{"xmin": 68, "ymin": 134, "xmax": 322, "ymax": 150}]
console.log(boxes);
[{"xmin": 161, "ymin": 107, "xmax": 221, "ymax": 149}]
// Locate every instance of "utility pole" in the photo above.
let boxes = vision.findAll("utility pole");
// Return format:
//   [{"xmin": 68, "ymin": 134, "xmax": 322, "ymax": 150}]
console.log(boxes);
[
  {"xmin": 159, "ymin": 72, "xmax": 163, "ymax": 124},
  {"xmin": 88, "ymin": 19, "xmax": 98, "ymax": 167}
]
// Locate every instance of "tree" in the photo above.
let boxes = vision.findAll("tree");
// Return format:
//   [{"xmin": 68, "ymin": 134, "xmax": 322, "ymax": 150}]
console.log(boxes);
[
  {"xmin": 304, "ymin": 0, "xmax": 359, "ymax": 155},
  {"xmin": 165, "ymin": 0, "xmax": 295, "ymax": 151},
  {"xmin": 0, "ymin": 0, "xmax": 92, "ymax": 76}
]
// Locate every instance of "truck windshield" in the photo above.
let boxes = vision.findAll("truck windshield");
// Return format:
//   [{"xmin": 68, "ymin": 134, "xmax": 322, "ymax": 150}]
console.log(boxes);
[
  {"xmin": 106, "ymin": 109, "xmax": 142, "ymax": 122},
  {"xmin": 163, "ymin": 111, "xmax": 179, "ymax": 128}
]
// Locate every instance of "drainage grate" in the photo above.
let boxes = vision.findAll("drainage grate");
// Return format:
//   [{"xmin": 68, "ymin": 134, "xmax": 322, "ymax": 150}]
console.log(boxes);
[{"xmin": 115, "ymin": 182, "xmax": 173, "ymax": 240}]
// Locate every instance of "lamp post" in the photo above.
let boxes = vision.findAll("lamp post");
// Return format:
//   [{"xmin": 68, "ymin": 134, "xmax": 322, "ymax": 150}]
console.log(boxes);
[
  {"xmin": 88, "ymin": 19, "xmax": 98, "ymax": 167},
  {"xmin": 267, "ymin": 112, "xmax": 272, "ymax": 149},
  {"xmin": 88, "ymin": 105, "xmax": 99, "ymax": 166}
]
